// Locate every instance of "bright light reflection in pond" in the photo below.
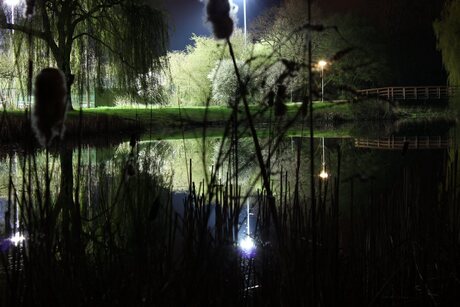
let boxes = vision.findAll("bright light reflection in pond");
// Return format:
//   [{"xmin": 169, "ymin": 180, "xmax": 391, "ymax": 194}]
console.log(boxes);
[
  {"xmin": 239, "ymin": 236, "xmax": 255, "ymax": 256},
  {"xmin": 239, "ymin": 201, "xmax": 256, "ymax": 256},
  {"xmin": 319, "ymin": 169, "xmax": 329, "ymax": 180},
  {"xmin": 9, "ymin": 232, "xmax": 25, "ymax": 246}
]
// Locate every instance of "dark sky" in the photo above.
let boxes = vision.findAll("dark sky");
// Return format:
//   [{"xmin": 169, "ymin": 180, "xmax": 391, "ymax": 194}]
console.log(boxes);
[
  {"xmin": 164, "ymin": 0, "xmax": 280, "ymax": 50},
  {"xmin": 163, "ymin": 0, "xmax": 377, "ymax": 50}
]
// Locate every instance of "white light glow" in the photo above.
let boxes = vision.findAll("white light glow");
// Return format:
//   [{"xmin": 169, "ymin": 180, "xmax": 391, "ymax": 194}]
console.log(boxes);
[
  {"xmin": 9, "ymin": 232, "xmax": 25, "ymax": 246},
  {"xmin": 318, "ymin": 60, "xmax": 327, "ymax": 69},
  {"xmin": 319, "ymin": 169, "xmax": 329, "ymax": 180},
  {"xmin": 5, "ymin": 0, "xmax": 21, "ymax": 7},
  {"xmin": 239, "ymin": 236, "xmax": 255, "ymax": 254}
]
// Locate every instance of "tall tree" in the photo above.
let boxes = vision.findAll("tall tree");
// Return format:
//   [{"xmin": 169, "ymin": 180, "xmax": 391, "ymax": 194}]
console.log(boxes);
[
  {"xmin": 319, "ymin": 0, "xmax": 446, "ymax": 85},
  {"xmin": 251, "ymin": 0, "xmax": 322, "ymax": 63},
  {"xmin": 435, "ymin": 0, "xmax": 460, "ymax": 86},
  {"xmin": 252, "ymin": 0, "xmax": 388, "ymax": 97},
  {"xmin": 0, "ymin": 0, "xmax": 168, "ymax": 109},
  {"xmin": 317, "ymin": 13, "xmax": 390, "ymax": 90}
]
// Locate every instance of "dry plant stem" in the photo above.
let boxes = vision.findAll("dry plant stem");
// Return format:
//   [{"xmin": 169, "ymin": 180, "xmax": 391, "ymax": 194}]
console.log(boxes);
[
  {"xmin": 226, "ymin": 38, "xmax": 280, "ymax": 233},
  {"xmin": 307, "ymin": 0, "xmax": 317, "ymax": 305}
]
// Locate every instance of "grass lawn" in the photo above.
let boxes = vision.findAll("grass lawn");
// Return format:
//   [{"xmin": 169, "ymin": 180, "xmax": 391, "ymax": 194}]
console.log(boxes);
[
  {"xmin": 68, "ymin": 101, "xmax": 354, "ymax": 126},
  {"xmin": 2, "ymin": 101, "xmax": 455, "ymax": 141},
  {"xmin": 1, "ymin": 102, "xmax": 356, "ymax": 141},
  {"xmin": 5, "ymin": 102, "xmax": 455, "ymax": 127}
]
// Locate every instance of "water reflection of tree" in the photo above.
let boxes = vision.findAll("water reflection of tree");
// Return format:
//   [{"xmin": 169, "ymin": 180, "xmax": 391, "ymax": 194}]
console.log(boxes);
[{"xmin": 212, "ymin": 137, "xmax": 259, "ymax": 188}]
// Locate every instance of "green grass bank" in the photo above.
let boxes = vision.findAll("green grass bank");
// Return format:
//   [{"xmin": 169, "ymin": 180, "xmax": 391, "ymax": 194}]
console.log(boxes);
[{"xmin": 0, "ymin": 101, "xmax": 456, "ymax": 142}]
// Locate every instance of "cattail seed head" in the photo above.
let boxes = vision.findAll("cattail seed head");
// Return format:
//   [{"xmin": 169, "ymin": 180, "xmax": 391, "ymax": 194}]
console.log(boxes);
[
  {"xmin": 32, "ymin": 68, "xmax": 68, "ymax": 147},
  {"xmin": 206, "ymin": 0, "xmax": 234, "ymax": 39}
]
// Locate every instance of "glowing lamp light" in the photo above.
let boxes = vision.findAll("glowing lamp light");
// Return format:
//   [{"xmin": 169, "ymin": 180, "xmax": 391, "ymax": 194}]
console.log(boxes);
[
  {"xmin": 5, "ymin": 0, "xmax": 21, "ymax": 6},
  {"xmin": 239, "ymin": 236, "xmax": 256, "ymax": 256},
  {"xmin": 5, "ymin": 0, "xmax": 21, "ymax": 31},
  {"xmin": 9, "ymin": 232, "xmax": 25, "ymax": 246},
  {"xmin": 319, "ymin": 169, "xmax": 329, "ymax": 180},
  {"xmin": 318, "ymin": 60, "xmax": 328, "ymax": 102},
  {"xmin": 318, "ymin": 60, "xmax": 327, "ymax": 69}
]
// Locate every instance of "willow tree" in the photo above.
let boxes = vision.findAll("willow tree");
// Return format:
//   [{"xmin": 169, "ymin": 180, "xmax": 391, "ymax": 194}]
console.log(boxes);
[
  {"xmin": 435, "ymin": 0, "xmax": 460, "ymax": 86},
  {"xmin": 0, "ymin": 0, "xmax": 168, "ymax": 108},
  {"xmin": 0, "ymin": 0, "xmax": 168, "ymax": 267}
]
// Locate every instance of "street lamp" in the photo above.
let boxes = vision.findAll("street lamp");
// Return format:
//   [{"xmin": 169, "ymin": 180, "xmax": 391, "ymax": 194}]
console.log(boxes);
[
  {"xmin": 318, "ymin": 60, "xmax": 327, "ymax": 102},
  {"xmin": 243, "ymin": 0, "xmax": 247, "ymax": 46},
  {"xmin": 319, "ymin": 137, "xmax": 329, "ymax": 180}
]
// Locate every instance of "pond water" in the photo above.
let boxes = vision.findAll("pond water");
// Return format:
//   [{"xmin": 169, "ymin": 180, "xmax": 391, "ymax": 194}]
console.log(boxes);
[
  {"xmin": 0, "ymin": 134, "xmax": 451, "ymax": 223},
  {"xmin": 0, "ymin": 122, "xmax": 458, "ymax": 305}
]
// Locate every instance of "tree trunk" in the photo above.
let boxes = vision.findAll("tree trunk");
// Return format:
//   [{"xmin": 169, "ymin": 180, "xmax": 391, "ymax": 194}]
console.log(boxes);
[
  {"xmin": 56, "ymin": 50, "xmax": 75, "ymax": 111},
  {"xmin": 60, "ymin": 62, "xmax": 75, "ymax": 111},
  {"xmin": 58, "ymin": 143, "xmax": 73, "ymax": 266},
  {"xmin": 65, "ymin": 72, "xmax": 75, "ymax": 111},
  {"xmin": 58, "ymin": 143, "xmax": 83, "ymax": 265}
]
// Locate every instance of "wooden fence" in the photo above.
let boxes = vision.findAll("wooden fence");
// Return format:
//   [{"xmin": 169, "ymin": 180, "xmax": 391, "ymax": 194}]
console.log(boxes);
[
  {"xmin": 357, "ymin": 86, "xmax": 457, "ymax": 101},
  {"xmin": 355, "ymin": 136, "xmax": 451, "ymax": 150}
]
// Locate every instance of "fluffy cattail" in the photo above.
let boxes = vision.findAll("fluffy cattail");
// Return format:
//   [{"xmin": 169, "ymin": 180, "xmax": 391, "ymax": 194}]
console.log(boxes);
[
  {"xmin": 32, "ymin": 68, "xmax": 68, "ymax": 147},
  {"xmin": 206, "ymin": 0, "xmax": 234, "ymax": 39}
]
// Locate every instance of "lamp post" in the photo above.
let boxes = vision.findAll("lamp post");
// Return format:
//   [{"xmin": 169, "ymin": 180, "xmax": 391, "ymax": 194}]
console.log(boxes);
[
  {"xmin": 318, "ymin": 60, "xmax": 327, "ymax": 102},
  {"xmin": 243, "ymin": 0, "xmax": 247, "ymax": 46}
]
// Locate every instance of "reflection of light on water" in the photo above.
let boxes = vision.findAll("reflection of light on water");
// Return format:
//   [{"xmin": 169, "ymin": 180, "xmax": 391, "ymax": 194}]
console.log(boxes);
[
  {"xmin": 9, "ymin": 232, "xmax": 25, "ymax": 246},
  {"xmin": 319, "ymin": 138, "xmax": 329, "ymax": 180},
  {"xmin": 245, "ymin": 285, "xmax": 260, "ymax": 291},
  {"xmin": 239, "ymin": 236, "xmax": 255, "ymax": 255},
  {"xmin": 238, "ymin": 201, "xmax": 256, "ymax": 256},
  {"xmin": 319, "ymin": 169, "xmax": 329, "ymax": 180}
]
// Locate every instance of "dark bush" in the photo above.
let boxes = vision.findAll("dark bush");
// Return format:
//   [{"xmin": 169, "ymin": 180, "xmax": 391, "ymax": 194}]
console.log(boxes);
[{"xmin": 350, "ymin": 98, "xmax": 395, "ymax": 120}]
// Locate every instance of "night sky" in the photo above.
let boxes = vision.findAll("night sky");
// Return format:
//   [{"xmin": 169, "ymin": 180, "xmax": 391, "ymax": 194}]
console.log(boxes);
[
  {"xmin": 165, "ymin": 0, "xmax": 281, "ymax": 50},
  {"xmin": 163, "ymin": 0, "xmax": 393, "ymax": 50}
]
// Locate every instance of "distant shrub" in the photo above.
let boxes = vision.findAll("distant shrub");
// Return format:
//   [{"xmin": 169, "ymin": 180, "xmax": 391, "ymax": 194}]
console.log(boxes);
[
  {"xmin": 254, "ymin": 61, "xmax": 300, "ymax": 107},
  {"xmin": 114, "ymin": 94, "xmax": 147, "ymax": 108},
  {"xmin": 208, "ymin": 59, "xmax": 253, "ymax": 106},
  {"xmin": 351, "ymin": 98, "xmax": 395, "ymax": 120},
  {"xmin": 165, "ymin": 31, "xmax": 248, "ymax": 106}
]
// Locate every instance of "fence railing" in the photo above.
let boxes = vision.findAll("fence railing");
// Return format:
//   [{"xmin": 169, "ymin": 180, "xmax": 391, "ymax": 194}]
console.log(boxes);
[
  {"xmin": 357, "ymin": 86, "xmax": 457, "ymax": 101},
  {"xmin": 355, "ymin": 136, "xmax": 451, "ymax": 150}
]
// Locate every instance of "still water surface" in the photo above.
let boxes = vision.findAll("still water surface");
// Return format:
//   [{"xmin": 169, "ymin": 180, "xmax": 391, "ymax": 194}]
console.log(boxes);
[
  {"xmin": 0, "ymin": 129, "xmax": 452, "ymax": 240},
  {"xmin": 0, "ymin": 125, "xmax": 458, "ymax": 305}
]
